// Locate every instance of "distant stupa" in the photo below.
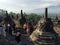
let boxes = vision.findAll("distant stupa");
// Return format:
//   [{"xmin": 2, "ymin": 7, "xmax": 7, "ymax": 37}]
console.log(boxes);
[{"xmin": 19, "ymin": 10, "xmax": 26, "ymax": 27}]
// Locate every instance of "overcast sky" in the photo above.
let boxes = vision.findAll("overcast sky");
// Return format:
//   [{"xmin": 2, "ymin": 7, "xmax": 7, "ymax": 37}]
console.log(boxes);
[{"xmin": 0, "ymin": 0, "xmax": 60, "ymax": 13}]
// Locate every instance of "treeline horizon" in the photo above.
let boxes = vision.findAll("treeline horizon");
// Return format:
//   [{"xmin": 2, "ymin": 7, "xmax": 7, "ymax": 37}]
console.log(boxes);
[{"xmin": 0, "ymin": 9, "xmax": 41, "ymax": 26}]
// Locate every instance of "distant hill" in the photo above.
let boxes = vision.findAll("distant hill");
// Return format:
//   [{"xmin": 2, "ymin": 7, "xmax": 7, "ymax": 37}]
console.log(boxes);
[
  {"xmin": 30, "ymin": 5, "xmax": 60, "ymax": 16},
  {"xmin": 48, "ymin": 5, "xmax": 60, "ymax": 14}
]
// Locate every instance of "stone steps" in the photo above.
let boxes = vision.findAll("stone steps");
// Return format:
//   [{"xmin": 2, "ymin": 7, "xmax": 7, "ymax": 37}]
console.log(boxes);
[
  {"xmin": 35, "ymin": 41, "xmax": 55, "ymax": 45},
  {"xmin": 34, "ymin": 32, "xmax": 56, "ymax": 45}
]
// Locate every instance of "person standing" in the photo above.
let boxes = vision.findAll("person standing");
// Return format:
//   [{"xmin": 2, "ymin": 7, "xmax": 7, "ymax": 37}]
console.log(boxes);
[
  {"xmin": 0, "ymin": 23, "xmax": 6, "ymax": 37},
  {"xmin": 26, "ymin": 23, "xmax": 30, "ymax": 35}
]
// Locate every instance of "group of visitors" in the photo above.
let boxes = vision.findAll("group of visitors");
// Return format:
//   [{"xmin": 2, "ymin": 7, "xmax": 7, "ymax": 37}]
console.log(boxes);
[{"xmin": 0, "ymin": 13, "xmax": 34, "ymax": 43}]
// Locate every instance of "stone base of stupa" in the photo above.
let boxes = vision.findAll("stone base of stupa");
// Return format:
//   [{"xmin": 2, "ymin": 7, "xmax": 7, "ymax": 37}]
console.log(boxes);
[{"xmin": 30, "ymin": 30, "xmax": 56, "ymax": 45}]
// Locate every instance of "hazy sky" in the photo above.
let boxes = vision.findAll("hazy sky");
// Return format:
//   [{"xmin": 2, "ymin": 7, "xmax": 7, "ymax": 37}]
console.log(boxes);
[{"xmin": 0, "ymin": 0, "xmax": 60, "ymax": 13}]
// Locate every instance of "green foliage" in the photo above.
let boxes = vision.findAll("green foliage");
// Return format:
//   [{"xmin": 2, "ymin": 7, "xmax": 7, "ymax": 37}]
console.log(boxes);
[
  {"xmin": 0, "ymin": 9, "xmax": 41, "ymax": 25},
  {"xmin": 25, "ymin": 13, "xmax": 40, "ymax": 25}
]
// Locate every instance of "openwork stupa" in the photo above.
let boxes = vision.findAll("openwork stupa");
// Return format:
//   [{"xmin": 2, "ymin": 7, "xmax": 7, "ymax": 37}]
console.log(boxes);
[{"xmin": 30, "ymin": 8, "xmax": 57, "ymax": 45}]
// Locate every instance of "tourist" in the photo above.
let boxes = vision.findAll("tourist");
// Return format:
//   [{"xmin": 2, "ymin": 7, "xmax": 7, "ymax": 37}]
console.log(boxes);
[
  {"xmin": 0, "ymin": 23, "xmax": 6, "ymax": 37},
  {"xmin": 26, "ymin": 23, "xmax": 30, "ymax": 35},
  {"xmin": 15, "ymin": 28, "xmax": 22, "ymax": 43}
]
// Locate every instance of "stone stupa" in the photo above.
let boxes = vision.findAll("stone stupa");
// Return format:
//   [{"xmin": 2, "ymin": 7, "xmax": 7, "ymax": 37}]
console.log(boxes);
[{"xmin": 29, "ymin": 8, "xmax": 57, "ymax": 45}]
